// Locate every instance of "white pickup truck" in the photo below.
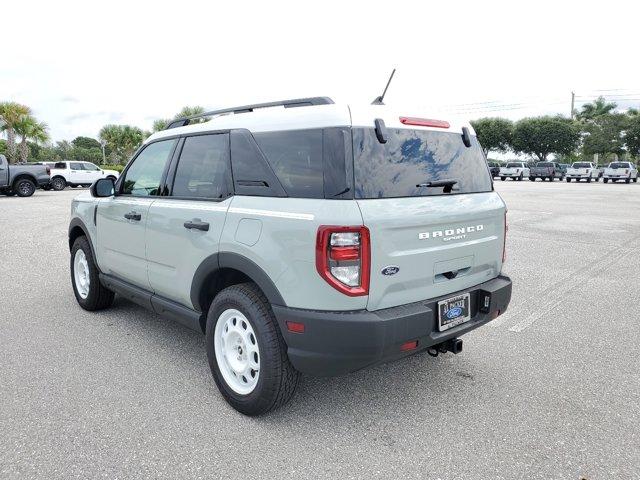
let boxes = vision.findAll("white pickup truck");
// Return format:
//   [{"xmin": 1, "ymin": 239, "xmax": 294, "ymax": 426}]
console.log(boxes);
[
  {"xmin": 566, "ymin": 162, "xmax": 600, "ymax": 182},
  {"xmin": 603, "ymin": 162, "xmax": 638, "ymax": 183},
  {"xmin": 49, "ymin": 161, "xmax": 119, "ymax": 191},
  {"xmin": 499, "ymin": 162, "xmax": 530, "ymax": 181}
]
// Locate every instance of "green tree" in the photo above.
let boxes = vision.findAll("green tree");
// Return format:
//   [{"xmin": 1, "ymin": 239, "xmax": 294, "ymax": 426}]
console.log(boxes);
[
  {"xmin": 14, "ymin": 115, "xmax": 49, "ymax": 163},
  {"xmin": 151, "ymin": 106, "xmax": 207, "ymax": 133},
  {"xmin": 470, "ymin": 118, "xmax": 513, "ymax": 157},
  {"xmin": 0, "ymin": 139, "xmax": 6, "ymax": 155},
  {"xmin": 71, "ymin": 136, "xmax": 101, "ymax": 150},
  {"xmin": 511, "ymin": 116, "xmax": 579, "ymax": 162},
  {"xmin": 576, "ymin": 97, "xmax": 617, "ymax": 122},
  {"xmin": 99, "ymin": 124, "xmax": 145, "ymax": 164},
  {"xmin": 581, "ymin": 113, "xmax": 627, "ymax": 162},
  {"xmin": 625, "ymin": 115, "xmax": 640, "ymax": 158},
  {"xmin": 0, "ymin": 102, "xmax": 31, "ymax": 163}
]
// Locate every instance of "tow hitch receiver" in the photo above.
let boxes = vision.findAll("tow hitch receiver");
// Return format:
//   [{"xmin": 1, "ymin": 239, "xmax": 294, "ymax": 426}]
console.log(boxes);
[{"xmin": 427, "ymin": 338, "xmax": 463, "ymax": 357}]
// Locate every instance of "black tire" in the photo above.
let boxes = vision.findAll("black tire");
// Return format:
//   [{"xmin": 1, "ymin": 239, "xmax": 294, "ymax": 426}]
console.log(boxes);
[
  {"xmin": 500, "ymin": 177, "xmax": 506, "ymax": 181},
  {"xmin": 51, "ymin": 176, "xmax": 67, "ymax": 191},
  {"xmin": 566, "ymin": 178, "xmax": 570, "ymax": 182},
  {"xmin": 604, "ymin": 178, "xmax": 609, "ymax": 183},
  {"xmin": 518, "ymin": 174, "xmax": 523, "ymax": 181},
  {"xmin": 548, "ymin": 176, "xmax": 553, "ymax": 182},
  {"xmin": 206, "ymin": 283, "xmax": 300, "ymax": 416},
  {"xmin": 14, "ymin": 178, "xmax": 36, "ymax": 197},
  {"xmin": 529, "ymin": 177, "xmax": 536, "ymax": 182},
  {"xmin": 587, "ymin": 177, "xmax": 591, "ymax": 183},
  {"xmin": 633, "ymin": 177, "xmax": 638, "ymax": 183},
  {"xmin": 625, "ymin": 177, "xmax": 631, "ymax": 184},
  {"xmin": 70, "ymin": 184, "xmax": 78, "ymax": 188},
  {"xmin": 70, "ymin": 236, "xmax": 115, "ymax": 311}
]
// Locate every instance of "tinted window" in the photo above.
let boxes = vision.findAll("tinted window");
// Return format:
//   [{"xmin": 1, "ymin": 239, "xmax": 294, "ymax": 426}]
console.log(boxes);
[
  {"xmin": 353, "ymin": 128, "xmax": 492, "ymax": 198},
  {"xmin": 506, "ymin": 162, "xmax": 522, "ymax": 168},
  {"xmin": 609, "ymin": 162, "xmax": 629, "ymax": 169},
  {"xmin": 573, "ymin": 162, "xmax": 591, "ymax": 168},
  {"xmin": 70, "ymin": 162, "xmax": 84, "ymax": 170},
  {"xmin": 172, "ymin": 134, "xmax": 232, "ymax": 199},
  {"xmin": 53, "ymin": 162, "xmax": 66, "ymax": 169},
  {"xmin": 537, "ymin": 162, "xmax": 553, "ymax": 167},
  {"xmin": 122, "ymin": 140, "xmax": 175, "ymax": 196},
  {"xmin": 254, "ymin": 129, "xmax": 324, "ymax": 198}
]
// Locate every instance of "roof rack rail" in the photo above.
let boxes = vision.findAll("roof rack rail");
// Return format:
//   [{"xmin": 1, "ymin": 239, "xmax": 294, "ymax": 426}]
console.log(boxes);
[{"xmin": 165, "ymin": 97, "xmax": 334, "ymax": 130}]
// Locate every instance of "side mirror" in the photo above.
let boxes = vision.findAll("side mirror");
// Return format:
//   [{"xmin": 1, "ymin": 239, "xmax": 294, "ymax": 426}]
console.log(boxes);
[
  {"xmin": 461, "ymin": 127, "xmax": 472, "ymax": 148},
  {"xmin": 91, "ymin": 178, "xmax": 115, "ymax": 197}
]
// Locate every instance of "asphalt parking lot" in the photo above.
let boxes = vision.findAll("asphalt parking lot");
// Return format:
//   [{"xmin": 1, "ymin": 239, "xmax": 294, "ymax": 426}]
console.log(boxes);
[{"xmin": 1, "ymin": 181, "xmax": 639, "ymax": 480}]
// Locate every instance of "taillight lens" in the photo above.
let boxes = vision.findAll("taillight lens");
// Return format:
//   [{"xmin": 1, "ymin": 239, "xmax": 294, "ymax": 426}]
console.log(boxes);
[
  {"xmin": 46, "ymin": 166, "xmax": 51, "ymax": 175},
  {"xmin": 316, "ymin": 226, "xmax": 370, "ymax": 296},
  {"xmin": 502, "ymin": 210, "xmax": 508, "ymax": 264},
  {"xmin": 625, "ymin": 169, "xmax": 629, "ymax": 174}
]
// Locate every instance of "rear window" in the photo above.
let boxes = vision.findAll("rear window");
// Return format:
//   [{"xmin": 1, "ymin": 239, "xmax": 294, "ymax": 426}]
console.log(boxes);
[
  {"xmin": 53, "ymin": 162, "xmax": 66, "ymax": 169},
  {"xmin": 353, "ymin": 128, "xmax": 492, "ymax": 198},
  {"xmin": 505, "ymin": 162, "xmax": 521, "ymax": 168},
  {"xmin": 573, "ymin": 162, "xmax": 591, "ymax": 168},
  {"xmin": 609, "ymin": 162, "xmax": 629, "ymax": 169},
  {"xmin": 536, "ymin": 162, "xmax": 553, "ymax": 167}
]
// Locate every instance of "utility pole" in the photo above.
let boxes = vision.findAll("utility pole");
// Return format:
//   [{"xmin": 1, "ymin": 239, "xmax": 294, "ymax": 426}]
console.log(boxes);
[{"xmin": 570, "ymin": 91, "xmax": 575, "ymax": 119}]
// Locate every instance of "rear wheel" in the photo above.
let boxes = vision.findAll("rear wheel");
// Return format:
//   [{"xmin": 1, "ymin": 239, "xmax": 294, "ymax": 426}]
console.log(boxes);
[
  {"xmin": 529, "ymin": 177, "xmax": 535, "ymax": 182},
  {"xmin": 625, "ymin": 177, "xmax": 631, "ymax": 184},
  {"xmin": 14, "ymin": 178, "xmax": 36, "ymax": 197},
  {"xmin": 604, "ymin": 178, "xmax": 609, "ymax": 183},
  {"xmin": 587, "ymin": 177, "xmax": 591, "ymax": 183},
  {"xmin": 566, "ymin": 178, "xmax": 571, "ymax": 182},
  {"xmin": 633, "ymin": 177, "xmax": 638, "ymax": 183},
  {"xmin": 51, "ymin": 176, "xmax": 67, "ymax": 191},
  {"xmin": 206, "ymin": 283, "xmax": 300, "ymax": 416},
  {"xmin": 518, "ymin": 174, "xmax": 523, "ymax": 181},
  {"xmin": 500, "ymin": 177, "xmax": 506, "ymax": 181},
  {"xmin": 70, "ymin": 236, "xmax": 114, "ymax": 310}
]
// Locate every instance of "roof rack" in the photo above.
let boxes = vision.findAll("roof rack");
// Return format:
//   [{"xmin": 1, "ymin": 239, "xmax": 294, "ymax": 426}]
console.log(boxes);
[{"xmin": 165, "ymin": 97, "xmax": 334, "ymax": 130}]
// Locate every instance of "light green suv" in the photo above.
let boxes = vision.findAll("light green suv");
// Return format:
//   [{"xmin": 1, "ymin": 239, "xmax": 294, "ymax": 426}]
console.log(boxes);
[{"xmin": 68, "ymin": 97, "xmax": 512, "ymax": 415}]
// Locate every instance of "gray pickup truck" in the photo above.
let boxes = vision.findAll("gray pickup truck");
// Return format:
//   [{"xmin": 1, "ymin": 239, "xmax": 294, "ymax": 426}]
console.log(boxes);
[
  {"xmin": 529, "ymin": 162, "xmax": 564, "ymax": 182},
  {"xmin": 0, "ymin": 154, "xmax": 51, "ymax": 197}
]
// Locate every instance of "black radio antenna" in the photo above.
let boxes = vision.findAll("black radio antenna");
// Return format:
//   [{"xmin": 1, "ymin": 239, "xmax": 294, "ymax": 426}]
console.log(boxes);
[{"xmin": 371, "ymin": 69, "xmax": 396, "ymax": 105}]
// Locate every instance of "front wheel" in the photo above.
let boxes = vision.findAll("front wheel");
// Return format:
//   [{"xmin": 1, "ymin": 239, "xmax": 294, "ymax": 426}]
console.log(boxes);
[
  {"xmin": 529, "ymin": 177, "xmax": 536, "ymax": 182},
  {"xmin": 500, "ymin": 177, "xmax": 506, "ymax": 181},
  {"xmin": 633, "ymin": 177, "xmax": 638, "ymax": 183},
  {"xmin": 14, "ymin": 178, "xmax": 36, "ymax": 197},
  {"xmin": 70, "ymin": 236, "xmax": 115, "ymax": 310},
  {"xmin": 206, "ymin": 283, "xmax": 300, "ymax": 416},
  {"xmin": 604, "ymin": 178, "xmax": 609, "ymax": 183}
]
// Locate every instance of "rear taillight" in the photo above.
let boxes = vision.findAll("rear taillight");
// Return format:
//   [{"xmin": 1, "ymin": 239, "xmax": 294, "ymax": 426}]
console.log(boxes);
[
  {"xmin": 625, "ymin": 169, "xmax": 629, "ymax": 174},
  {"xmin": 46, "ymin": 166, "xmax": 51, "ymax": 175},
  {"xmin": 502, "ymin": 210, "xmax": 508, "ymax": 264},
  {"xmin": 316, "ymin": 226, "xmax": 370, "ymax": 296}
]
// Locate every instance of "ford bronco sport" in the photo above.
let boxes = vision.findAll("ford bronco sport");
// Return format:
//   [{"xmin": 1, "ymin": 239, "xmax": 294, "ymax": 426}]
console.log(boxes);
[{"xmin": 68, "ymin": 97, "xmax": 512, "ymax": 415}]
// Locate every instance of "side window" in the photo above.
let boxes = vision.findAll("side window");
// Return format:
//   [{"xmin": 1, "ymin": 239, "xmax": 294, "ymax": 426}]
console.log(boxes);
[
  {"xmin": 70, "ymin": 162, "xmax": 84, "ymax": 170},
  {"xmin": 121, "ymin": 140, "xmax": 176, "ymax": 196},
  {"xmin": 83, "ymin": 162, "xmax": 100, "ymax": 171},
  {"xmin": 171, "ymin": 134, "xmax": 232, "ymax": 199},
  {"xmin": 253, "ymin": 129, "xmax": 324, "ymax": 198}
]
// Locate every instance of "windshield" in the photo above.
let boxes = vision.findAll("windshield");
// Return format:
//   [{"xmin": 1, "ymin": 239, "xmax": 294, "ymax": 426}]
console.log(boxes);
[
  {"xmin": 505, "ymin": 163, "xmax": 521, "ymax": 168},
  {"xmin": 536, "ymin": 162, "xmax": 553, "ymax": 167},
  {"xmin": 609, "ymin": 162, "xmax": 628, "ymax": 169},
  {"xmin": 572, "ymin": 162, "xmax": 591, "ymax": 168},
  {"xmin": 352, "ymin": 128, "xmax": 492, "ymax": 198}
]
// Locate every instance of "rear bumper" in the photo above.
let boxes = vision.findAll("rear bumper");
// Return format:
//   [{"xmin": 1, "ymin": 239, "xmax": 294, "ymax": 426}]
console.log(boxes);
[{"xmin": 273, "ymin": 275, "xmax": 512, "ymax": 376}]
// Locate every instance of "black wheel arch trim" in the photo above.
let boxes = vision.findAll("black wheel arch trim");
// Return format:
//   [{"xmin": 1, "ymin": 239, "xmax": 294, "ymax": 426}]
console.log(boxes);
[
  {"xmin": 190, "ymin": 251, "xmax": 286, "ymax": 313},
  {"xmin": 68, "ymin": 218, "xmax": 98, "ymax": 269}
]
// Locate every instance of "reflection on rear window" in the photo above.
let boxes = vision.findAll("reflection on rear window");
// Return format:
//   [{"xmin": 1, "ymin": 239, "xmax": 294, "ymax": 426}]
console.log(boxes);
[
  {"xmin": 572, "ymin": 163, "xmax": 591, "ymax": 168},
  {"xmin": 609, "ymin": 163, "xmax": 628, "ymax": 169},
  {"xmin": 353, "ymin": 128, "xmax": 492, "ymax": 198}
]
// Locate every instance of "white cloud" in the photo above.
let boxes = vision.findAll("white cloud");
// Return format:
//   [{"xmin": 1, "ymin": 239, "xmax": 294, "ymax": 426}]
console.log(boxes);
[{"xmin": 2, "ymin": 0, "xmax": 639, "ymax": 141}]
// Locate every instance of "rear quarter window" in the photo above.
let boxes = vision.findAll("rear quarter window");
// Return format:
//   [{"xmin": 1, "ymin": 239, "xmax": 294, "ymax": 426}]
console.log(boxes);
[{"xmin": 353, "ymin": 128, "xmax": 492, "ymax": 199}]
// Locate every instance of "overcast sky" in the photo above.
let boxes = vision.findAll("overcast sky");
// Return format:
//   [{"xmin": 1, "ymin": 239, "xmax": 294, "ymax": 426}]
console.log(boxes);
[{"xmin": 2, "ymin": 0, "xmax": 639, "ymax": 142}]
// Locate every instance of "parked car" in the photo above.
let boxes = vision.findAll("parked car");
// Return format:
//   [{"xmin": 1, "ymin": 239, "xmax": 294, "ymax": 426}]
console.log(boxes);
[
  {"xmin": 487, "ymin": 161, "xmax": 501, "ymax": 178},
  {"xmin": 499, "ymin": 162, "xmax": 530, "ymax": 181},
  {"xmin": 0, "ymin": 154, "xmax": 51, "ymax": 197},
  {"xmin": 603, "ymin": 162, "xmax": 638, "ymax": 183},
  {"xmin": 50, "ymin": 161, "xmax": 119, "ymax": 191},
  {"xmin": 566, "ymin": 162, "xmax": 600, "ymax": 182},
  {"xmin": 529, "ymin": 162, "xmax": 564, "ymax": 181},
  {"xmin": 557, "ymin": 163, "xmax": 569, "ymax": 176},
  {"xmin": 67, "ymin": 97, "xmax": 512, "ymax": 415}
]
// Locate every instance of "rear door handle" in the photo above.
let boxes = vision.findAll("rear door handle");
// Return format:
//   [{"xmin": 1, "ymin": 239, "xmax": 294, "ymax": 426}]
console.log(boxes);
[
  {"xmin": 184, "ymin": 219, "xmax": 210, "ymax": 231},
  {"xmin": 124, "ymin": 211, "xmax": 142, "ymax": 221}
]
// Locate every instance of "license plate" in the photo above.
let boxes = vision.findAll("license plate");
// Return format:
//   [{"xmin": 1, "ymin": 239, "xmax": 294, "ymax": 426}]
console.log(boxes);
[{"xmin": 438, "ymin": 293, "xmax": 471, "ymax": 331}]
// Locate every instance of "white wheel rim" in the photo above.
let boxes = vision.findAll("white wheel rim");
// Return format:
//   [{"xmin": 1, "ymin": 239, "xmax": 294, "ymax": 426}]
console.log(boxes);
[
  {"xmin": 73, "ymin": 249, "xmax": 90, "ymax": 299},
  {"xmin": 214, "ymin": 309, "xmax": 260, "ymax": 395}
]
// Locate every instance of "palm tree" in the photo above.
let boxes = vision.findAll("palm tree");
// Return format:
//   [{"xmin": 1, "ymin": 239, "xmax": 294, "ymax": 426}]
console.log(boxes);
[
  {"xmin": 0, "ymin": 102, "xmax": 31, "ymax": 163},
  {"xmin": 14, "ymin": 116, "xmax": 49, "ymax": 162},
  {"xmin": 576, "ymin": 97, "xmax": 617, "ymax": 122},
  {"xmin": 99, "ymin": 124, "xmax": 146, "ymax": 164}
]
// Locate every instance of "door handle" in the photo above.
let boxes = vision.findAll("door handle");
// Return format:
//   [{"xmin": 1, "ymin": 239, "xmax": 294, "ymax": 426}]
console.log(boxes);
[
  {"xmin": 184, "ymin": 219, "xmax": 210, "ymax": 231},
  {"xmin": 124, "ymin": 211, "xmax": 142, "ymax": 221}
]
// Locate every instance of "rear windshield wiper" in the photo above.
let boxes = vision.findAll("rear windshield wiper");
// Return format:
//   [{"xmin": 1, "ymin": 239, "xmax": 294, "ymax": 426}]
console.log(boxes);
[{"xmin": 416, "ymin": 179, "xmax": 458, "ymax": 193}]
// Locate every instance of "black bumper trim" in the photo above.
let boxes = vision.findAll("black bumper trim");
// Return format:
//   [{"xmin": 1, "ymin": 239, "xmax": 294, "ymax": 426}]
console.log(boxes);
[{"xmin": 273, "ymin": 275, "xmax": 512, "ymax": 376}]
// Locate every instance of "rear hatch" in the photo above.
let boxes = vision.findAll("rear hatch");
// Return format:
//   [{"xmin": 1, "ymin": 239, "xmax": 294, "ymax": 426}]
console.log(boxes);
[
  {"xmin": 502, "ymin": 163, "xmax": 522, "ymax": 175},
  {"xmin": 351, "ymin": 121, "xmax": 506, "ymax": 311}
]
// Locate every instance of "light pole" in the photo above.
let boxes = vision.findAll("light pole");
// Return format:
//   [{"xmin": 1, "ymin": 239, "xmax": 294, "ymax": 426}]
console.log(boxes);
[{"xmin": 100, "ymin": 139, "xmax": 106, "ymax": 165}]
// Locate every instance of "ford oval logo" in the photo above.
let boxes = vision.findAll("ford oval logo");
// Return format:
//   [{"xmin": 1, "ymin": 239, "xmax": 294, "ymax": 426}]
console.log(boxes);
[
  {"xmin": 381, "ymin": 266, "xmax": 400, "ymax": 276},
  {"xmin": 446, "ymin": 307, "xmax": 463, "ymax": 319}
]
